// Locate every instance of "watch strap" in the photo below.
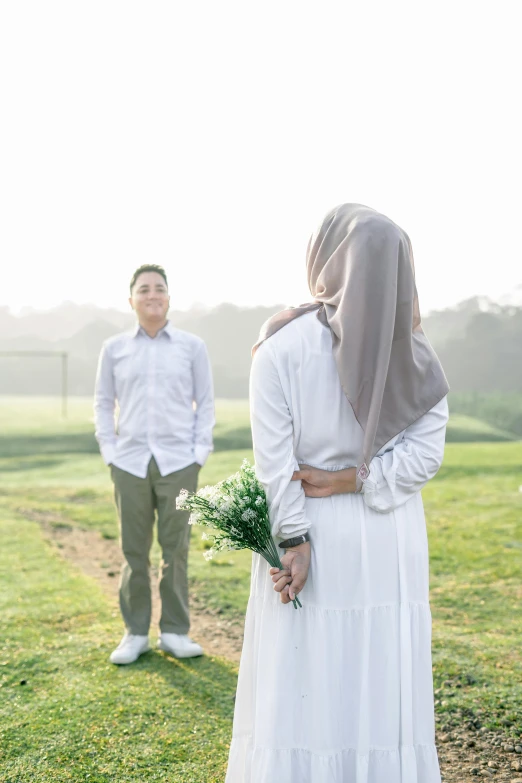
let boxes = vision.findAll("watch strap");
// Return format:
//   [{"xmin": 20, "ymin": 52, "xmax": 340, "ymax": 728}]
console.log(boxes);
[{"xmin": 278, "ymin": 532, "xmax": 310, "ymax": 549}]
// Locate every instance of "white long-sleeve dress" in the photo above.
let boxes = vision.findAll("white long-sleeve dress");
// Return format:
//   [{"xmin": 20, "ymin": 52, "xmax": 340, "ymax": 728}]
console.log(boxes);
[{"xmin": 225, "ymin": 311, "xmax": 448, "ymax": 783}]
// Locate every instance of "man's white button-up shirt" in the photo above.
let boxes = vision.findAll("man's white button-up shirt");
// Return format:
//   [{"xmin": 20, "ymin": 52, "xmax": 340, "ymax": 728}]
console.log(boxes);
[{"xmin": 94, "ymin": 321, "xmax": 215, "ymax": 478}]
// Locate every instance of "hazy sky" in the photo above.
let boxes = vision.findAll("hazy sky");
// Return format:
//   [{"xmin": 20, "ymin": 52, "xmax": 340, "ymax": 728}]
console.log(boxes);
[{"xmin": 1, "ymin": 1, "xmax": 521, "ymax": 316}]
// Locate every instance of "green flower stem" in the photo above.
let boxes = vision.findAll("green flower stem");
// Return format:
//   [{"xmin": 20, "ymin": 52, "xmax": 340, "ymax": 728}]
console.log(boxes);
[{"xmin": 179, "ymin": 462, "xmax": 304, "ymax": 610}]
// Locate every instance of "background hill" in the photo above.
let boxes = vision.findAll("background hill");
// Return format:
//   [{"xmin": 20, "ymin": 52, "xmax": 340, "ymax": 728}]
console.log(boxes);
[
  {"xmin": 0, "ymin": 303, "xmax": 284, "ymax": 397},
  {"xmin": 1, "ymin": 294, "xmax": 521, "ymax": 402}
]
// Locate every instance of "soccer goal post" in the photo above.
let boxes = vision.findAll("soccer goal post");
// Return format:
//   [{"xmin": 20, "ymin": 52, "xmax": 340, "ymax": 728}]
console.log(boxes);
[{"xmin": 0, "ymin": 351, "xmax": 69, "ymax": 417}]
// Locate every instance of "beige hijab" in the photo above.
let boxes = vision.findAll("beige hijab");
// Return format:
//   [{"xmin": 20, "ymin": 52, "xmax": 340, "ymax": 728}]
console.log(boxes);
[{"xmin": 253, "ymin": 203, "xmax": 449, "ymax": 491}]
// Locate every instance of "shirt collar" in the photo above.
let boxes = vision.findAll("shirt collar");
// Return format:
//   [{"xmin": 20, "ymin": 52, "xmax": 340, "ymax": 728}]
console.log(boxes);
[{"xmin": 133, "ymin": 320, "xmax": 175, "ymax": 340}]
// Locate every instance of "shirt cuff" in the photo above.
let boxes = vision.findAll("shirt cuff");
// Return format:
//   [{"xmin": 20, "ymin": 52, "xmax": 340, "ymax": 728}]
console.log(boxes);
[
  {"xmin": 100, "ymin": 442, "xmax": 117, "ymax": 466},
  {"xmin": 360, "ymin": 475, "xmax": 378, "ymax": 495},
  {"xmin": 360, "ymin": 457, "xmax": 384, "ymax": 493},
  {"xmin": 360, "ymin": 460, "xmax": 389, "ymax": 511},
  {"xmin": 361, "ymin": 473, "xmax": 395, "ymax": 513},
  {"xmin": 277, "ymin": 517, "xmax": 311, "ymax": 540},
  {"xmin": 194, "ymin": 444, "xmax": 212, "ymax": 467}
]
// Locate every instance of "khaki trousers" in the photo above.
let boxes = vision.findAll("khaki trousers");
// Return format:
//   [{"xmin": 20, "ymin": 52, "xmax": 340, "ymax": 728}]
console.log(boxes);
[{"xmin": 111, "ymin": 458, "xmax": 200, "ymax": 636}]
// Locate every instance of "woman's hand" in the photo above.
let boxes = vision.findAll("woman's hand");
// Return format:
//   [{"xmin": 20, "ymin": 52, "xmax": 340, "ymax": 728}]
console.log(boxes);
[
  {"xmin": 269, "ymin": 541, "xmax": 311, "ymax": 604},
  {"xmin": 291, "ymin": 465, "xmax": 357, "ymax": 497}
]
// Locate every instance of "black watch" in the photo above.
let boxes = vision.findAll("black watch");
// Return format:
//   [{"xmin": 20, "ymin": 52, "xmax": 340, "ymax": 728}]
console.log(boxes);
[{"xmin": 278, "ymin": 532, "xmax": 310, "ymax": 549}]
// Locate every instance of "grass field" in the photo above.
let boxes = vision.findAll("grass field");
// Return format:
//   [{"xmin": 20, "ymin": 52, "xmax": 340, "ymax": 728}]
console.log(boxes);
[{"xmin": 1, "ymin": 397, "xmax": 522, "ymax": 781}]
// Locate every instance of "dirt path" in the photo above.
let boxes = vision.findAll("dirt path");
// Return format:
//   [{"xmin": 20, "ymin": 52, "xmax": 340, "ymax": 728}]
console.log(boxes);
[
  {"xmin": 20, "ymin": 508, "xmax": 522, "ymax": 782},
  {"xmin": 19, "ymin": 508, "xmax": 244, "ymax": 664}
]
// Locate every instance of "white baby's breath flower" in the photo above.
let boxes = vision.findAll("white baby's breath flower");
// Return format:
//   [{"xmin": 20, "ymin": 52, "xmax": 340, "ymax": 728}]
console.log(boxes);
[
  {"xmin": 176, "ymin": 489, "xmax": 190, "ymax": 510},
  {"xmin": 203, "ymin": 548, "xmax": 215, "ymax": 561},
  {"xmin": 241, "ymin": 508, "xmax": 256, "ymax": 523},
  {"xmin": 198, "ymin": 485, "xmax": 220, "ymax": 507},
  {"xmin": 255, "ymin": 496, "xmax": 264, "ymax": 506},
  {"xmin": 189, "ymin": 508, "xmax": 205, "ymax": 525},
  {"xmin": 220, "ymin": 497, "xmax": 234, "ymax": 513},
  {"xmin": 201, "ymin": 532, "xmax": 210, "ymax": 541}
]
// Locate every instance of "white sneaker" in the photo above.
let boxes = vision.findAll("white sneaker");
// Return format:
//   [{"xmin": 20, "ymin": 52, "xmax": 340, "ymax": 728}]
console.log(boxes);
[
  {"xmin": 110, "ymin": 634, "xmax": 150, "ymax": 665},
  {"xmin": 157, "ymin": 633, "xmax": 203, "ymax": 658}
]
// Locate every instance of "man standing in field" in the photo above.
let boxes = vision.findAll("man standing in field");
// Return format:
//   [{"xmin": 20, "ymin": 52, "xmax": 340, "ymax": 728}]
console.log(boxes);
[{"xmin": 94, "ymin": 264, "xmax": 215, "ymax": 665}]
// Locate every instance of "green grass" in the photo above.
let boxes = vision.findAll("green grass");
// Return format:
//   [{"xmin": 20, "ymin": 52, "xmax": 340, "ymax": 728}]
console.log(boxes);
[
  {"xmin": 0, "ymin": 510, "xmax": 236, "ymax": 782},
  {"xmin": 423, "ymin": 442, "xmax": 522, "ymax": 732},
  {"xmin": 0, "ymin": 397, "xmax": 256, "ymax": 619},
  {"xmin": 0, "ymin": 397, "xmax": 254, "ymax": 458},
  {"xmin": 1, "ymin": 395, "xmax": 520, "ymax": 459},
  {"xmin": 449, "ymin": 391, "xmax": 522, "ymax": 438},
  {"xmin": 1, "ymin": 396, "xmax": 522, "ymax": 781},
  {"xmin": 446, "ymin": 413, "xmax": 519, "ymax": 442},
  {"xmin": 0, "ymin": 397, "xmax": 252, "ymax": 781}
]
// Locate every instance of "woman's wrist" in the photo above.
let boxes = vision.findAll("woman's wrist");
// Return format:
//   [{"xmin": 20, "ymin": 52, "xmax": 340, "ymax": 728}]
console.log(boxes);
[
  {"xmin": 331, "ymin": 467, "xmax": 357, "ymax": 494},
  {"xmin": 286, "ymin": 539, "xmax": 311, "ymax": 550},
  {"xmin": 284, "ymin": 540, "xmax": 311, "ymax": 556}
]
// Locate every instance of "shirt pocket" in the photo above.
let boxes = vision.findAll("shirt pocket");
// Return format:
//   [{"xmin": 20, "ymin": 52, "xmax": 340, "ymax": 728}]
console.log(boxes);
[
  {"xmin": 158, "ymin": 345, "xmax": 193, "ymax": 402},
  {"xmin": 112, "ymin": 345, "xmax": 143, "ymax": 391}
]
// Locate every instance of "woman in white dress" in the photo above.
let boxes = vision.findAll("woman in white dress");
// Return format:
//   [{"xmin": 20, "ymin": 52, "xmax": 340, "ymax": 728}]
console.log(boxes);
[{"xmin": 225, "ymin": 203, "xmax": 449, "ymax": 783}]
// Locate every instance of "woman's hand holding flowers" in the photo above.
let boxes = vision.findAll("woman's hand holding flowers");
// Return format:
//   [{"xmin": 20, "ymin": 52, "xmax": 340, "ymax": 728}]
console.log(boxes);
[{"xmin": 269, "ymin": 541, "xmax": 311, "ymax": 604}]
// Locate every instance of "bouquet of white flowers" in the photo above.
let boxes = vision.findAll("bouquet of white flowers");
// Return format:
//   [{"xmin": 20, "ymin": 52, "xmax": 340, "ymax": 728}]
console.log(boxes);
[{"xmin": 176, "ymin": 459, "xmax": 302, "ymax": 609}]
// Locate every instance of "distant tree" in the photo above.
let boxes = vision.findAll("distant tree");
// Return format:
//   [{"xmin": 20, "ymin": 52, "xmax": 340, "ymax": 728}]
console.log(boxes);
[{"xmin": 1, "ymin": 298, "xmax": 521, "ymax": 399}]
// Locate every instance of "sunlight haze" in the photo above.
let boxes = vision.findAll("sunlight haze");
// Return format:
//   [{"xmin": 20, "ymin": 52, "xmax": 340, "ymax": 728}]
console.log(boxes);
[{"xmin": 1, "ymin": 1, "xmax": 520, "ymax": 316}]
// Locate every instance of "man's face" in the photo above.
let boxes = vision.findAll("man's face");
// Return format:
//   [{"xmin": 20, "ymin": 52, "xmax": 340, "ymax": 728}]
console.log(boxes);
[{"xmin": 129, "ymin": 272, "xmax": 170, "ymax": 322}]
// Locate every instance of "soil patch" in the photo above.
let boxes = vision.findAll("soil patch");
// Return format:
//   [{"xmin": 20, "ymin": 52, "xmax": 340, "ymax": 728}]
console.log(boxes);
[{"xmin": 18, "ymin": 507, "xmax": 244, "ymax": 664}]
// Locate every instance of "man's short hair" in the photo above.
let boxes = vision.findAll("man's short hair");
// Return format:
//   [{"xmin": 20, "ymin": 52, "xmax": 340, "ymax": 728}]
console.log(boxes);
[{"xmin": 130, "ymin": 264, "xmax": 168, "ymax": 292}]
